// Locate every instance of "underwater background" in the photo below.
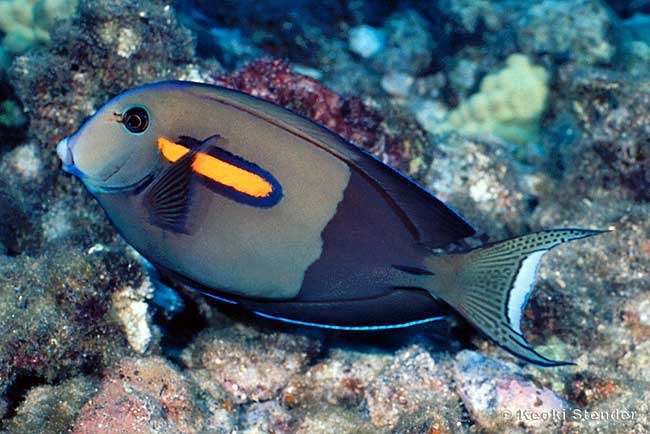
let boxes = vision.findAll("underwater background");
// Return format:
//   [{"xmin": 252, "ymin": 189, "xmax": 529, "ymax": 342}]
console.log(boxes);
[{"xmin": 0, "ymin": 0, "xmax": 649, "ymax": 432}]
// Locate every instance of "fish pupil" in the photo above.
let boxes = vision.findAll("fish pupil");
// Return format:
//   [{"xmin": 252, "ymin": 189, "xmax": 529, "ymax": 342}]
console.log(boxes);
[{"xmin": 122, "ymin": 107, "xmax": 149, "ymax": 133}]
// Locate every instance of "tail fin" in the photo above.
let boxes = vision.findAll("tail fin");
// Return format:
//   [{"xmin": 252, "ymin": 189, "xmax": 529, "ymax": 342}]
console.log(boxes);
[{"xmin": 427, "ymin": 229, "xmax": 607, "ymax": 366}]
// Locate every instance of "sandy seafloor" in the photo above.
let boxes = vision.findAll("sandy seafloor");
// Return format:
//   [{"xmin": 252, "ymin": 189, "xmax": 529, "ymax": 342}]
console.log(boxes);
[{"xmin": 0, "ymin": 0, "xmax": 649, "ymax": 433}]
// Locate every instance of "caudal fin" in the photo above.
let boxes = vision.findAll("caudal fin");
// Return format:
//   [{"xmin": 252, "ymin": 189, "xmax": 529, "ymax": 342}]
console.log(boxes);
[{"xmin": 428, "ymin": 229, "xmax": 607, "ymax": 366}]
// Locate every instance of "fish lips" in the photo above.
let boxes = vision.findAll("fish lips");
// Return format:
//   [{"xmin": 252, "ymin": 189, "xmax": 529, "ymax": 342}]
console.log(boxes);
[
  {"xmin": 56, "ymin": 136, "xmax": 86, "ymax": 179},
  {"xmin": 56, "ymin": 137, "xmax": 73, "ymax": 167},
  {"xmin": 56, "ymin": 135, "xmax": 147, "ymax": 193}
]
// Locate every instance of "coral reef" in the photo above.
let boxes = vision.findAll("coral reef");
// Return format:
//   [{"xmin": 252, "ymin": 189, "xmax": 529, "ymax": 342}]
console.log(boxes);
[
  {"xmin": 0, "ymin": 0, "xmax": 79, "ymax": 70},
  {"xmin": 446, "ymin": 54, "xmax": 549, "ymax": 145},
  {"xmin": 370, "ymin": 10, "xmax": 435, "ymax": 76},
  {"xmin": 182, "ymin": 323, "xmax": 320, "ymax": 404},
  {"xmin": 434, "ymin": 0, "xmax": 615, "ymax": 67},
  {"xmin": 606, "ymin": 0, "xmax": 650, "ymax": 17},
  {"xmin": 454, "ymin": 350, "xmax": 567, "ymax": 433},
  {"xmin": 0, "ymin": 246, "xmax": 139, "ymax": 423},
  {"xmin": 10, "ymin": 0, "xmax": 199, "ymax": 151},
  {"xmin": 181, "ymin": 0, "xmax": 347, "ymax": 68},
  {"xmin": 73, "ymin": 356, "xmax": 232, "ymax": 433},
  {"xmin": 424, "ymin": 133, "xmax": 539, "ymax": 240},
  {"xmin": 514, "ymin": 0, "xmax": 616, "ymax": 66},
  {"xmin": 550, "ymin": 65, "xmax": 650, "ymax": 201},
  {"xmin": 4, "ymin": 376, "xmax": 97, "ymax": 434},
  {"xmin": 0, "ymin": 76, "xmax": 27, "ymax": 147},
  {"xmin": 0, "ymin": 99, "xmax": 25, "ymax": 129},
  {"xmin": 215, "ymin": 58, "xmax": 431, "ymax": 176},
  {"xmin": 365, "ymin": 345, "xmax": 460, "ymax": 430},
  {"xmin": 347, "ymin": 24, "xmax": 385, "ymax": 59}
]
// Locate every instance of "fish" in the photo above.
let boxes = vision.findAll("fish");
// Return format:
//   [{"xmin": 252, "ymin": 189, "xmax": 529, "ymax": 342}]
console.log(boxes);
[{"xmin": 56, "ymin": 81, "xmax": 605, "ymax": 366}]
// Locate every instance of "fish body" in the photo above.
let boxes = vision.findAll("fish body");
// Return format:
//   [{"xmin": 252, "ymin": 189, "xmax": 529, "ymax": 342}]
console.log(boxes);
[{"xmin": 57, "ymin": 81, "xmax": 603, "ymax": 365}]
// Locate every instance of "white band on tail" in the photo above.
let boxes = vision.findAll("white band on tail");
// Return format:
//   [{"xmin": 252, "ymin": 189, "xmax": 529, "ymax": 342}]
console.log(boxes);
[{"xmin": 508, "ymin": 250, "xmax": 546, "ymax": 332}]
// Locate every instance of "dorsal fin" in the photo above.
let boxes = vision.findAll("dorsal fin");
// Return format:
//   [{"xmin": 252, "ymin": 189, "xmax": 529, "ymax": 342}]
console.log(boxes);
[{"xmin": 182, "ymin": 82, "xmax": 476, "ymax": 248}]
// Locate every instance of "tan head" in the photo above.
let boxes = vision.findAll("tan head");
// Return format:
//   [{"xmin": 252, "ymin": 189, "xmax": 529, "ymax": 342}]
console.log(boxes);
[{"xmin": 56, "ymin": 82, "xmax": 189, "ymax": 191}]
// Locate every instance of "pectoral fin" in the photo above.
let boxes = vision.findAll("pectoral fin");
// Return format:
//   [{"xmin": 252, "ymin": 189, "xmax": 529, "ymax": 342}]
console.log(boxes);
[{"xmin": 143, "ymin": 146, "xmax": 198, "ymax": 233}]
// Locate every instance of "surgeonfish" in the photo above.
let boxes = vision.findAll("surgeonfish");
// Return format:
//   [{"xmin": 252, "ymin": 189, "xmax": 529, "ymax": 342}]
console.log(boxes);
[{"xmin": 56, "ymin": 81, "xmax": 605, "ymax": 366}]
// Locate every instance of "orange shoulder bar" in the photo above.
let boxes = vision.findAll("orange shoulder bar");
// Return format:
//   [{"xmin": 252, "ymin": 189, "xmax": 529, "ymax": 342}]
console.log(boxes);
[{"xmin": 157, "ymin": 137, "xmax": 274, "ymax": 198}]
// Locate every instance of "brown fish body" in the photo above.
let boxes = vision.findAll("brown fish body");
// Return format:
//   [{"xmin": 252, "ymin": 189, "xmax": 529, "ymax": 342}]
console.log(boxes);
[{"xmin": 57, "ymin": 81, "xmax": 605, "ymax": 365}]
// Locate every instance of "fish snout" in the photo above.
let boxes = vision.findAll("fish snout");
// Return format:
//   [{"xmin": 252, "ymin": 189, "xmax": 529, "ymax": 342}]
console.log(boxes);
[
  {"xmin": 56, "ymin": 137, "xmax": 73, "ymax": 168},
  {"xmin": 56, "ymin": 136, "xmax": 87, "ymax": 180}
]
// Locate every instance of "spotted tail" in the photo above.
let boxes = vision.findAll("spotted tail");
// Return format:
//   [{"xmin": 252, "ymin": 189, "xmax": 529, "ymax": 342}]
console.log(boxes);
[{"xmin": 426, "ymin": 229, "xmax": 607, "ymax": 366}]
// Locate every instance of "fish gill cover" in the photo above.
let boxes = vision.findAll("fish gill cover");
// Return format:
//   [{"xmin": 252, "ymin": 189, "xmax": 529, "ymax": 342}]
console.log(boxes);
[{"xmin": 0, "ymin": 0, "xmax": 648, "ymax": 433}]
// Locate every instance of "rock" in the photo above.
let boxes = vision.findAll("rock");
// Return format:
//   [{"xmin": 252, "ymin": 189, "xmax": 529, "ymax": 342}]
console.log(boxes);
[
  {"xmin": 318, "ymin": 38, "xmax": 383, "ymax": 98},
  {"xmin": 115, "ymin": 27, "xmax": 141, "ymax": 59},
  {"xmin": 371, "ymin": 9, "xmax": 435, "ymax": 75},
  {"xmin": 282, "ymin": 347, "xmax": 390, "ymax": 409},
  {"xmin": 0, "ymin": 247, "xmax": 140, "ymax": 418},
  {"xmin": 239, "ymin": 399, "xmax": 292, "ymax": 434},
  {"xmin": 447, "ymin": 57, "xmax": 481, "ymax": 100},
  {"xmin": 365, "ymin": 345, "xmax": 460, "ymax": 430},
  {"xmin": 528, "ymin": 191, "xmax": 650, "ymax": 362},
  {"xmin": 413, "ymin": 99, "xmax": 449, "ymax": 134},
  {"xmin": 294, "ymin": 405, "xmax": 375, "ymax": 434},
  {"xmin": 73, "ymin": 356, "xmax": 232, "ymax": 434},
  {"xmin": 453, "ymin": 350, "xmax": 567, "ymax": 433},
  {"xmin": 619, "ymin": 339, "xmax": 650, "ymax": 383},
  {"xmin": 552, "ymin": 65, "xmax": 650, "ymax": 201},
  {"xmin": 515, "ymin": 0, "xmax": 616, "ymax": 65},
  {"xmin": 182, "ymin": 323, "xmax": 321, "ymax": 404},
  {"xmin": 348, "ymin": 24, "xmax": 385, "ymax": 59},
  {"xmin": 380, "ymin": 72, "xmax": 414, "ymax": 98},
  {"xmin": 4, "ymin": 142, "xmax": 41, "ymax": 181},
  {"xmin": 425, "ymin": 133, "xmax": 534, "ymax": 240},
  {"xmin": 111, "ymin": 273, "xmax": 155, "ymax": 354},
  {"xmin": 622, "ymin": 292, "xmax": 650, "ymax": 346},
  {"xmin": 4, "ymin": 376, "xmax": 97, "ymax": 434},
  {"xmin": 563, "ymin": 388, "xmax": 650, "ymax": 433},
  {"xmin": 10, "ymin": 0, "xmax": 200, "ymax": 150}
]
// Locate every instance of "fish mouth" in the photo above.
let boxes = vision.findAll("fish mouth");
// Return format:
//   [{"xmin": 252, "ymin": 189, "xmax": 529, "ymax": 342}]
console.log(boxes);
[
  {"xmin": 56, "ymin": 137, "xmax": 74, "ymax": 170},
  {"xmin": 57, "ymin": 135, "xmax": 131, "ymax": 183},
  {"xmin": 101, "ymin": 153, "xmax": 132, "ymax": 182},
  {"xmin": 56, "ymin": 136, "xmax": 152, "ymax": 192},
  {"xmin": 56, "ymin": 137, "xmax": 86, "ymax": 179},
  {"xmin": 92, "ymin": 152, "xmax": 156, "ymax": 193}
]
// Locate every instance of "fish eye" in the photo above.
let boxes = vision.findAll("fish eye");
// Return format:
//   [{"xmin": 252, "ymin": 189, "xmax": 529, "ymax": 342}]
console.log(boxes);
[{"xmin": 122, "ymin": 106, "xmax": 149, "ymax": 134}]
